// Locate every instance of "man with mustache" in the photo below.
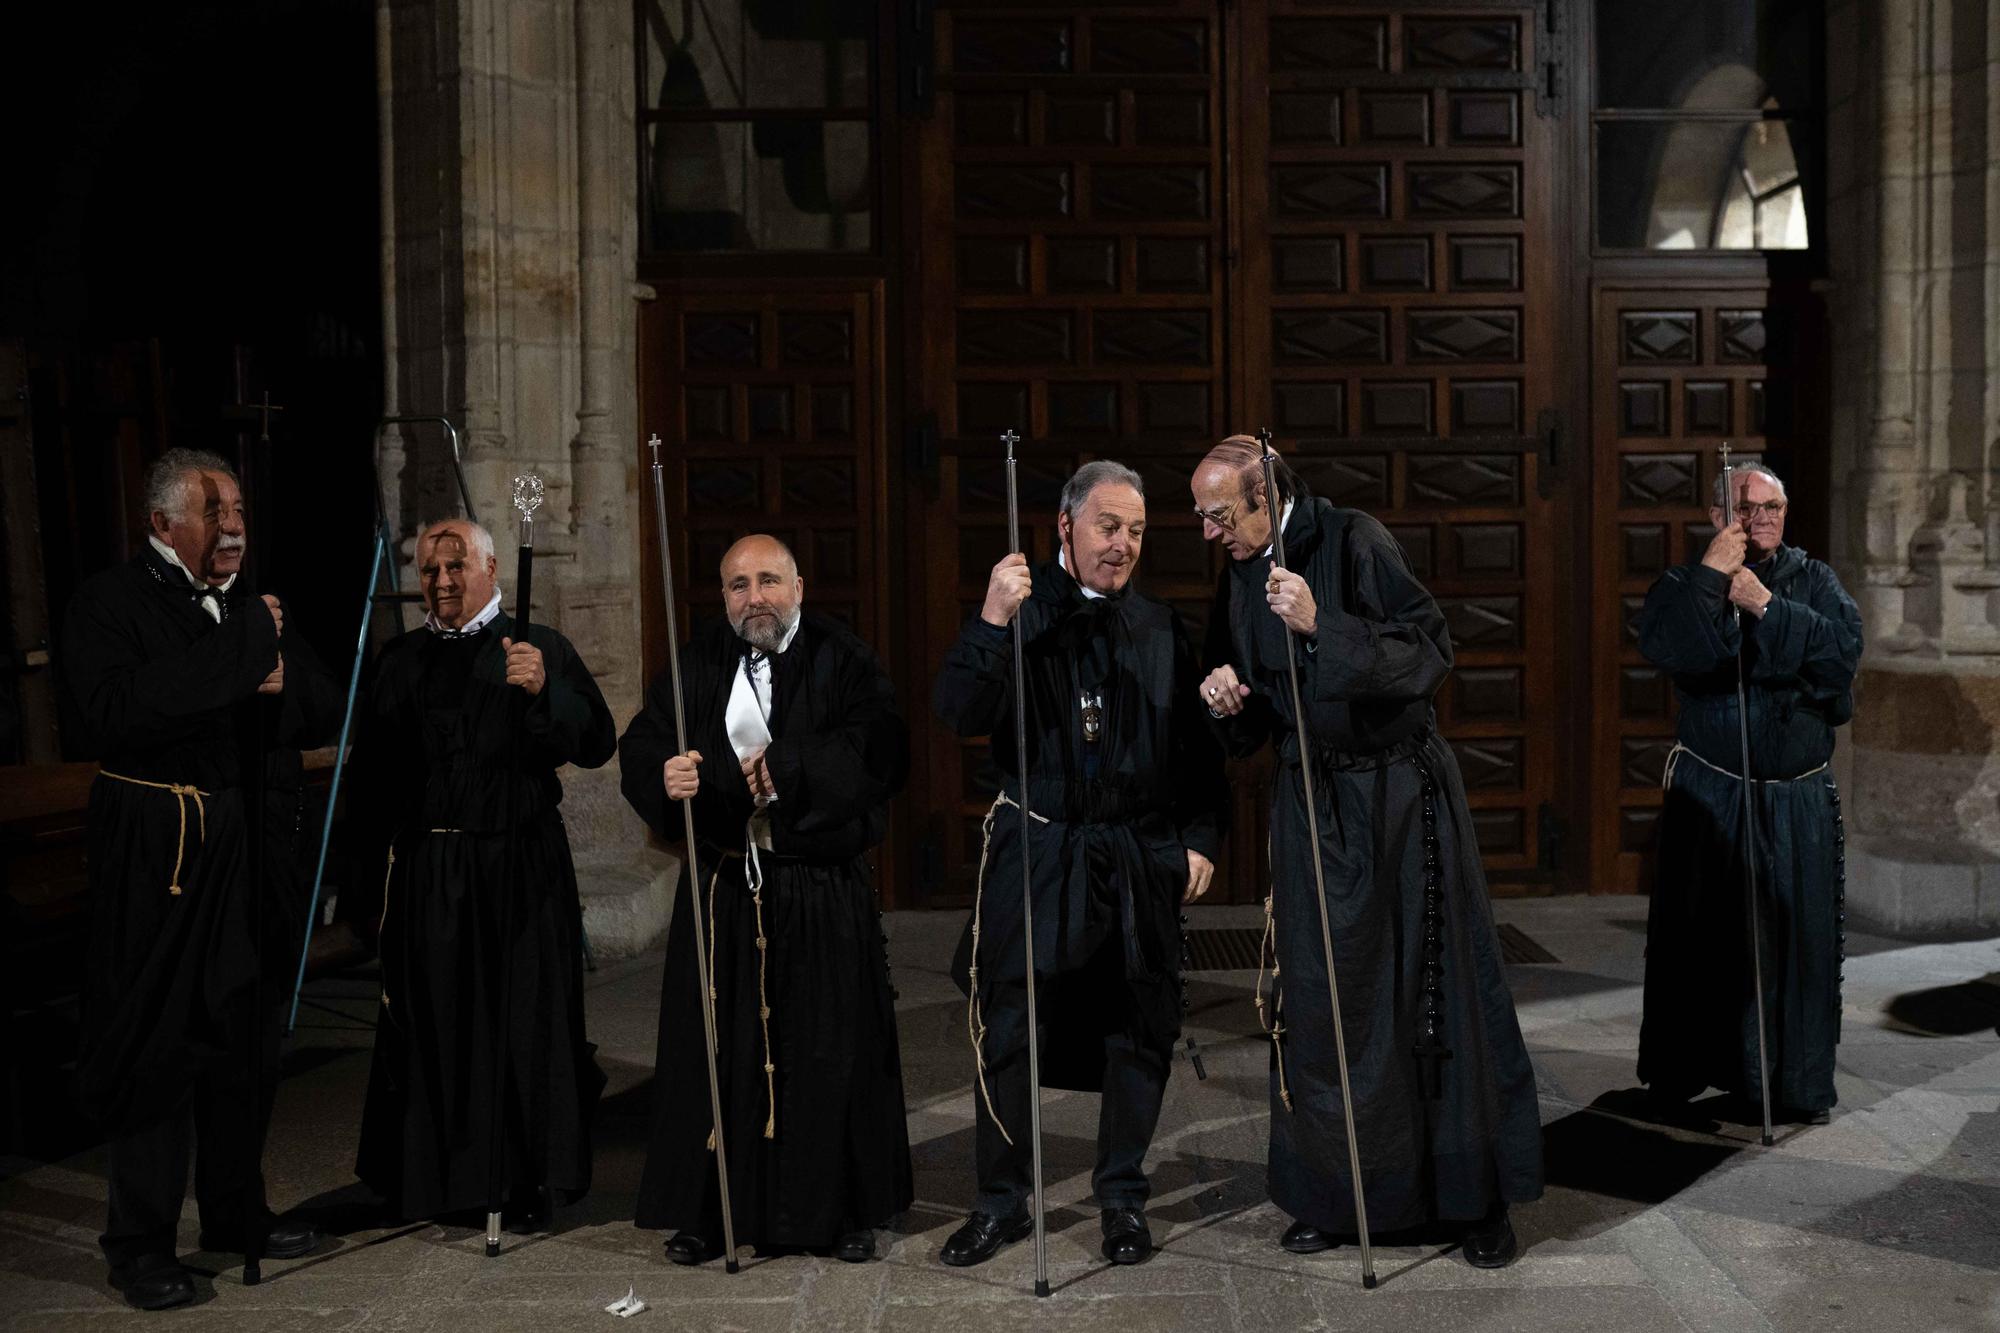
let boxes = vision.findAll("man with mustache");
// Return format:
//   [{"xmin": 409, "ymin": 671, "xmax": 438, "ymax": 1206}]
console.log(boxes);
[
  {"xmin": 1636, "ymin": 461, "xmax": 1862, "ymax": 1124},
  {"xmin": 1192, "ymin": 435, "xmax": 1541, "ymax": 1269},
  {"xmin": 351, "ymin": 517, "xmax": 614, "ymax": 1229},
  {"xmin": 933, "ymin": 461, "xmax": 1227, "ymax": 1269},
  {"xmin": 59, "ymin": 448, "xmax": 339, "ymax": 1309},
  {"xmin": 620, "ymin": 534, "xmax": 912, "ymax": 1266}
]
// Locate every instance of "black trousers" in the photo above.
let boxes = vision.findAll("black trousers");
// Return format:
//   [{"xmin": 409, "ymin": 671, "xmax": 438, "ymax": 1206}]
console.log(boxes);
[{"xmin": 98, "ymin": 996, "xmax": 277, "ymax": 1270}]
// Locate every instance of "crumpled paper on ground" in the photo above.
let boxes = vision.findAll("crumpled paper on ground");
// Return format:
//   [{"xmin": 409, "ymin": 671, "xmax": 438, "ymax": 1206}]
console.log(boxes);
[{"xmin": 604, "ymin": 1287, "xmax": 647, "ymax": 1318}]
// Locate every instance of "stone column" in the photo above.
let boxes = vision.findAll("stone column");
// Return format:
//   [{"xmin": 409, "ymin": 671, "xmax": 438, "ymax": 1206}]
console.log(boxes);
[
  {"xmin": 379, "ymin": 0, "xmax": 667, "ymax": 954},
  {"xmin": 1829, "ymin": 0, "xmax": 2000, "ymax": 933}
]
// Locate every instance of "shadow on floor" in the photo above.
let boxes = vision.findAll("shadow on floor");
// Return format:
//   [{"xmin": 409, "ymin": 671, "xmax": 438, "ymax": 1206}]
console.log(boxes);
[{"xmin": 1884, "ymin": 974, "xmax": 2000, "ymax": 1037}]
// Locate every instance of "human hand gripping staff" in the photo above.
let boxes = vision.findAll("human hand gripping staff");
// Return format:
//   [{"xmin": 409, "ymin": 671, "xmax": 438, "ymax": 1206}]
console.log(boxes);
[
  {"xmin": 1256, "ymin": 429, "xmax": 1378, "ymax": 1290},
  {"xmin": 648, "ymin": 435, "xmax": 742, "ymax": 1273}
]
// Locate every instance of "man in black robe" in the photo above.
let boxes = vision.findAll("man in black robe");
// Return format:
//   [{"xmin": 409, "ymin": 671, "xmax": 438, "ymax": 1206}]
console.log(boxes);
[
  {"xmin": 1636, "ymin": 461, "xmax": 1862, "ymax": 1123},
  {"xmin": 352, "ymin": 517, "xmax": 614, "ymax": 1227},
  {"xmin": 619, "ymin": 534, "xmax": 911, "ymax": 1265},
  {"xmin": 1193, "ymin": 436, "xmax": 1542, "ymax": 1268},
  {"xmin": 934, "ymin": 460, "xmax": 1227, "ymax": 1268},
  {"xmin": 60, "ymin": 448, "xmax": 336, "ymax": 1309}
]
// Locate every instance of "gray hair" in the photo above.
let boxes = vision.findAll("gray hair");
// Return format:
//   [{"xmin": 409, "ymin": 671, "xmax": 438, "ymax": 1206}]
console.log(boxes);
[
  {"xmin": 142, "ymin": 448, "xmax": 236, "ymax": 521},
  {"xmin": 418, "ymin": 516, "xmax": 497, "ymax": 565},
  {"xmin": 1712, "ymin": 460, "xmax": 1786, "ymax": 509},
  {"xmin": 1059, "ymin": 459, "xmax": 1145, "ymax": 518}
]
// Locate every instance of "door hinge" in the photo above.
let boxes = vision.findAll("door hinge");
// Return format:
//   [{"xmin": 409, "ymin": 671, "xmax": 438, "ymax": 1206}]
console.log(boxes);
[
  {"xmin": 900, "ymin": 0, "xmax": 936, "ymax": 119},
  {"xmin": 1537, "ymin": 801, "xmax": 1567, "ymax": 873},
  {"xmin": 1536, "ymin": 0, "xmax": 1564, "ymax": 118},
  {"xmin": 1535, "ymin": 407, "xmax": 1564, "ymax": 497},
  {"xmin": 904, "ymin": 411, "xmax": 939, "ymax": 484}
]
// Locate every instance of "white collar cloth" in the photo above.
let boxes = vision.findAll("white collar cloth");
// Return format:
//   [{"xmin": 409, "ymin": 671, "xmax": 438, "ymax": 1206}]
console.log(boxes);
[
  {"xmin": 425, "ymin": 589, "xmax": 505, "ymax": 637},
  {"xmin": 148, "ymin": 536, "xmax": 236, "ymax": 623},
  {"xmin": 1261, "ymin": 500, "xmax": 1296, "ymax": 560}
]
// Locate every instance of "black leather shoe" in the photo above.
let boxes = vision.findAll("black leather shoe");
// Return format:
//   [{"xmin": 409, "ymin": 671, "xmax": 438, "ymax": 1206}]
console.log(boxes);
[
  {"xmin": 1280, "ymin": 1220, "xmax": 1335, "ymax": 1254},
  {"xmin": 1463, "ymin": 1208, "xmax": 1518, "ymax": 1269},
  {"xmin": 108, "ymin": 1257, "xmax": 196, "ymax": 1311},
  {"xmin": 197, "ymin": 1216, "xmax": 320, "ymax": 1260},
  {"xmin": 504, "ymin": 1188, "xmax": 550, "ymax": 1235},
  {"xmin": 665, "ymin": 1231, "xmax": 719, "ymax": 1266},
  {"xmin": 938, "ymin": 1211, "xmax": 1032, "ymax": 1268},
  {"xmin": 1099, "ymin": 1207, "xmax": 1152, "ymax": 1265},
  {"xmin": 832, "ymin": 1229, "xmax": 876, "ymax": 1263}
]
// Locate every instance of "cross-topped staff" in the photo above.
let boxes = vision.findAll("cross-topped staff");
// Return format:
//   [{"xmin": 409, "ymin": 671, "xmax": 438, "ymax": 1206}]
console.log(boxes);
[
  {"xmin": 1719, "ymin": 441, "xmax": 1776, "ymax": 1148},
  {"xmin": 647, "ymin": 435, "xmax": 741, "ymax": 1272},
  {"xmin": 1257, "ymin": 426, "xmax": 1377, "ymax": 1289},
  {"xmin": 1000, "ymin": 428, "xmax": 1051, "ymax": 1298}
]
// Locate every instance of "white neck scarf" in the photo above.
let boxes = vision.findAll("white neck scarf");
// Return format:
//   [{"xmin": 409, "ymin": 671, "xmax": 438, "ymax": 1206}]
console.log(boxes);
[
  {"xmin": 148, "ymin": 536, "xmax": 235, "ymax": 623},
  {"xmin": 425, "ymin": 589, "xmax": 504, "ymax": 638}
]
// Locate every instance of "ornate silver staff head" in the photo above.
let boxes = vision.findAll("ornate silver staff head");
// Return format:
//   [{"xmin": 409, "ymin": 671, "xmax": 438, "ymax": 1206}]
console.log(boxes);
[{"xmin": 512, "ymin": 471, "xmax": 545, "ymax": 545}]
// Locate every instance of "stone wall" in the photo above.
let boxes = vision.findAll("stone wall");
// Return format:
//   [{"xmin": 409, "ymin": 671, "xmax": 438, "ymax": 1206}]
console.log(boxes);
[
  {"xmin": 379, "ymin": 0, "xmax": 672, "ymax": 954},
  {"xmin": 1827, "ymin": 0, "xmax": 2000, "ymax": 932}
]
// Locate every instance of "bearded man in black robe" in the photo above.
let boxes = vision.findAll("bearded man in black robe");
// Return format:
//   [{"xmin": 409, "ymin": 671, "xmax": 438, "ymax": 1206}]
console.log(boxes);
[
  {"xmin": 1193, "ymin": 436, "xmax": 1542, "ymax": 1269},
  {"xmin": 60, "ymin": 448, "xmax": 337, "ymax": 1309},
  {"xmin": 352, "ymin": 517, "xmax": 614, "ymax": 1227},
  {"xmin": 934, "ymin": 460, "xmax": 1227, "ymax": 1269},
  {"xmin": 1636, "ymin": 462, "xmax": 1862, "ymax": 1124},
  {"xmin": 620, "ymin": 533, "xmax": 911, "ymax": 1266}
]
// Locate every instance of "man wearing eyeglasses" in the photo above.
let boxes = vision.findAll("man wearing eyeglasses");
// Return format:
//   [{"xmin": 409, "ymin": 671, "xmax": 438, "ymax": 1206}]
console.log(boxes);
[
  {"xmin": 1193, "ymin": 436, "xmax": 1542, "ymax": 1270},
  {"xmin": 1636, "ymin": 461, "xmax": 1862, "ymax": 1126}
]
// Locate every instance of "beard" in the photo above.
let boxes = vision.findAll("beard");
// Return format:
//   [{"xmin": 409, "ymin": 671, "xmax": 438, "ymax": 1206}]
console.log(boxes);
[{"xmin": 732, "ymin": 606, "xmax": 797, "ymax": 653}]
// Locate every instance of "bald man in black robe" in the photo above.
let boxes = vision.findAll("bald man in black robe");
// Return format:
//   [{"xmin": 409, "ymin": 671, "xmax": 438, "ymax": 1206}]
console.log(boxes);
[{"xmin": 620, "ymin": 534, "xmax": 911, "ymax": 1266}]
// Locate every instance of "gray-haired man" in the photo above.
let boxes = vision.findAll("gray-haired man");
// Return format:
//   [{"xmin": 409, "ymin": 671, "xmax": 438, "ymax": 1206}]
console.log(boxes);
[{"xmin": 933, "ymin": 460, "xmax": 1228, "ymax": 1268}]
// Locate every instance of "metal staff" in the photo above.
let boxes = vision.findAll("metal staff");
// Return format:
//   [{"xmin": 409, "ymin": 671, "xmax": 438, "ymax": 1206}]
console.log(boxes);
[
  {"xmin": 1257, "ymin": 429, "xmax": 1376, "ymax": 1288},
  {"xmin": 1000, "ymin": 429, "xmax": 1051, "ymax": 1298},
  {"xmin": 648, "ymin": 435, "xmax": 741, "ymax": 1273},
  {"xmin": 1719, "ymin": 442, "xmax": 1776, "ymax": 1147},
  {"xmin": 483, "ymin": 472, "xmax": 544, "ymax": 1257}
]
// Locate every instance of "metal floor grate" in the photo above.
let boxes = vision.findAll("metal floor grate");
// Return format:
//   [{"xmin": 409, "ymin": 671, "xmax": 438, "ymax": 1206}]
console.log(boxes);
[
  {"xmin": 1497, "ymin": 923, "xmax": 1559, "ymax": 965},
  {"xmin": 1185, "ymin": 927, "xmax": 1265, "ymax": 971}
]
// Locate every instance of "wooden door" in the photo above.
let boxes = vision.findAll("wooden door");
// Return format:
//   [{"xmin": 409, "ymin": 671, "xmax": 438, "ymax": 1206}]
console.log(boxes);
[
  {"xmin": 1587, "ymin": 286, "xmax": 1788, "ymax": 894},
  {"xmin": 1235, "ymin": 0, "xmax": 1570, "ymax": 888},
  {"xmin": 905, "ymin": 0, "xmax": 1579, "ymax": 904}
]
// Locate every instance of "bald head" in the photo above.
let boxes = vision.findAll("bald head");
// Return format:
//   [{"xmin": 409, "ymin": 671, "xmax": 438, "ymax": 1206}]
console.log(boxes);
[
  {"xmin": 1193, "ymin": 435, "xmax": 1297, "ymax": 563},
  {"xmin": 721, "ymin": 533, "xmax": 804, "ymax": 652},
  {"xmin": 417, "ymin": 517, "xmax": 500, "ymax": 628}
]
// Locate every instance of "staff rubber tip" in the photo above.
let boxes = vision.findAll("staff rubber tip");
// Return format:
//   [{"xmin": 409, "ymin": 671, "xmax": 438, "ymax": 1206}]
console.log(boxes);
[
  {"xmin": 1035, "ymin": 1280, "xmax": 1050, "ymax": 1298},
  {"xmin": 485, "ymin": 1239, "xmax": 500, "ymax": 1258},
  {"xmin": 725, "ymin": 1258, "xmax": 741, "ymax": 1274},
  {"xmin": 1363, "ymin": 1272, "xmax": 1379, "ymax": 1290},
  {"xmin": 1762, "ymin": 1133, "xmax": 1775, "ymax": 1147}
]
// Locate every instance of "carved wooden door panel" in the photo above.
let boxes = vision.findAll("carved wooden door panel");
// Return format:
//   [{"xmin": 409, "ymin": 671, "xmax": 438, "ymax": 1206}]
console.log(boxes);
[
  {"xmin": 908, "ymin": 2, "xmax": 1237, "ymax": 907},
  {"xmin": 1587, "ymin": 286, "xmax": 1782, "ymax": 894},
  {"xmin": 1236, "ymin": 1, "xmax": 1568, "ymax": 885}
]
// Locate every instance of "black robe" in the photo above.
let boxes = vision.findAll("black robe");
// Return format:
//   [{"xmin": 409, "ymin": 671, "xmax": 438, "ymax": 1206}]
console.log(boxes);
[
  {"xmin": 352, "ymin": 613, "xmax": 614, "ymax": 1218},
  {"xmin": 619, "ymin": 613, "xmax": 912, "ymax": 1247},
  {"xmin": 1206, "ymin": 495, "xmax": 1543, "ymax": 1233},
  {"xmin": 1635, "ymin": 544, "xmax": 1862, "ymax": 1113},
  {"xmin": 59, "ymin": 548, "xmax": 339, "ymax": 1135},
  {"xmin": 933, "ymin": 560, "xmax": 1227, "ymax": 1088}
]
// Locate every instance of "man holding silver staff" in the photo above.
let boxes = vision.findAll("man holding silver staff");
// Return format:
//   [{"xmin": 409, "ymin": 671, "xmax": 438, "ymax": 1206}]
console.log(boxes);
[
  {"xmin": 619, "ymin": 533, "xmax": 913, "ymax": 1266},
  {"xmin": 350, "ymin": 516, "xmax": 614, "ymax": 1230},
  {"xmin": 1193, "ymin": 435, "xmax": 1541, "ymax": 1269},
  {"xmin": 933, "ymin": 459, "xmax": 1227, "ymax": 1269},
  {"xmin": 1636, "ymin": 458, "xmax": 1861, "ymax": 1125}
]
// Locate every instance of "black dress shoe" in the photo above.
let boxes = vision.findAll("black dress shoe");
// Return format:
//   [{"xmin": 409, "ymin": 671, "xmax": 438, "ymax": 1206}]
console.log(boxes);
[
  {"xmin": 832, "ymin": 1229, "xmax": 876, "ymax": 1263},
  {"xmin": 665, "ymin": 1231, "xmax": 719, "ymax": 1266},
  {"xmin": 1099, "ymin": 1207, "xmax": 1152, "ymax": 1265},
  {"xmin": 1463, "ymin": 1207, "xmax": 1518, "ymax": 1269},
  {"xmin": 108, "ymin": 1257, "xmax": 196, "ymax": 1311},
  {"xmin": 504, "ymin": 1187, "xmax": 551, "ymax": 1235},
  {"xmin": 1280, "ymin": 1220, "xmax": 1336, "ymax": 1254},
  {"xmin": 938, "ymin": 1211, "xmax": 1032, "ymax": 1268},
  {"xmin": 197, "ymin": 1216, "xmax": 320, "ymax": 1260}
]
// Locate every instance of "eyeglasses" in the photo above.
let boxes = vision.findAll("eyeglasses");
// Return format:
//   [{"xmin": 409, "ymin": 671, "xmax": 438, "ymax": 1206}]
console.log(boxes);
[
  {"xmin": 1733, "ymin": 500, "xmax": 1788, "ymax": 519},
  {"xmin": 1194, "ymin": 498, "xmax": 1243, "ymax": 531}
]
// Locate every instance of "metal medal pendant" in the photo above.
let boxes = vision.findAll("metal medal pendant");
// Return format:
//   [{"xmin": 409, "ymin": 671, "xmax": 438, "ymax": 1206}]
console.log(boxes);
[{"xmin": 1081, "ymin": 693, "xmax": 1102, "ymax": 744}]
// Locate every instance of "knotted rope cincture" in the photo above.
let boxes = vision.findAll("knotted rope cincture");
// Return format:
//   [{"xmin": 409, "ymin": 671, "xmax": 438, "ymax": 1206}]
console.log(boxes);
[
  {"xmin": 100, "ymin": 771, "xmax": 207, "ymax": 896},
  {"xmin": 966, "ymin": 790, "xmax": 1049, "ymax": 1147},
  {"xmin": 1255, "ymin": 884, "xmax": 1293, "ymax": 1112},
  {"xmin": 700, "ymin": 836, "xmax": 779, "ymax": 1144}
]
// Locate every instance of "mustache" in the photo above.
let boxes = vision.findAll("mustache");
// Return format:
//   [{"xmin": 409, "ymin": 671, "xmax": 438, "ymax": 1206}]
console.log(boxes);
[{"xmin": 216, "ymin": 534, "xmax": 246, "ymax": 551}]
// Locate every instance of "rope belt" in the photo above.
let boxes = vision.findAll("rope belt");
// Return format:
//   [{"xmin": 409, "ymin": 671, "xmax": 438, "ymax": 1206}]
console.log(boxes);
[
  {"xmin": 1662, "ymin": 743, "xmax": 1829, "ymax": 790},
  {"xmin": 699, "ymin": 837, "xmax": 778, "ymax": 1140},
  {"xmin": 100, "ymin": 771, "xmax": 208, "ymax": 896},
  {"xmin": 966, "ymin": 790, "xmax": 1050, "ymax": 1147}
]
